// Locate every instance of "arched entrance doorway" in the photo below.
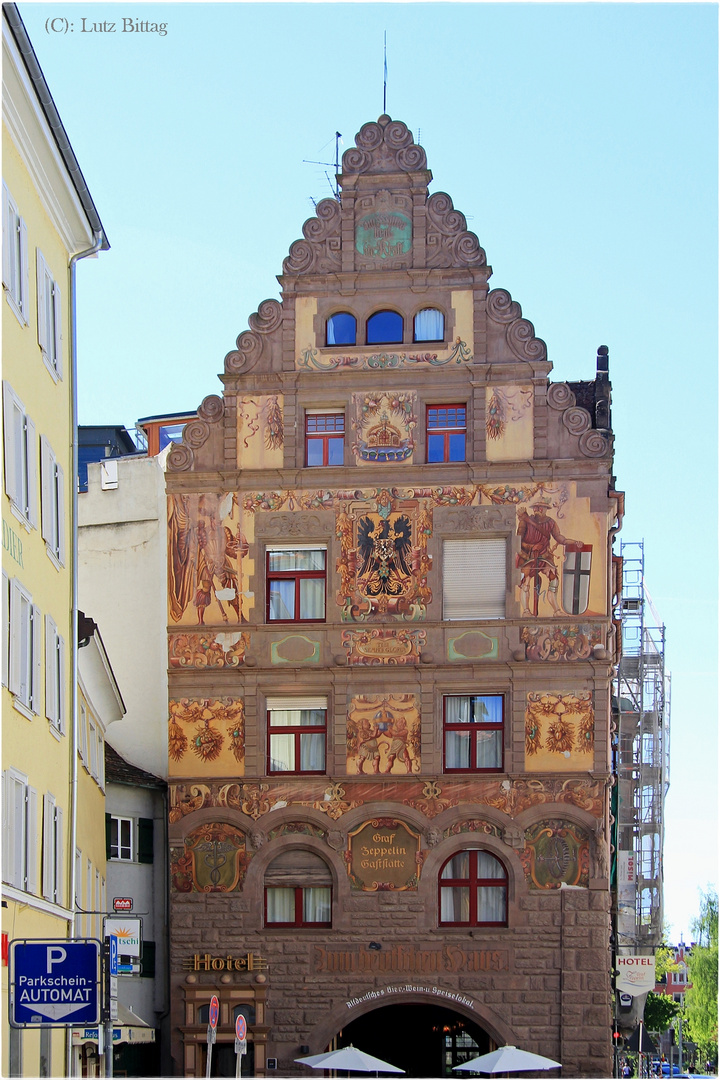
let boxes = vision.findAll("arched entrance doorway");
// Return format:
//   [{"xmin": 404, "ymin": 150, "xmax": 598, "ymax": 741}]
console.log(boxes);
[{"xmin": 338, "ymin": 1003, "xmax": 491, "ymax": 1077}]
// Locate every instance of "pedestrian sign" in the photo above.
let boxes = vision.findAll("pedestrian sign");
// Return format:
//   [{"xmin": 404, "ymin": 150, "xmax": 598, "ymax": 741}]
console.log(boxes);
[{"xmin": 10, "ymin": 940, "xmax": 101, "ymax": 1027}]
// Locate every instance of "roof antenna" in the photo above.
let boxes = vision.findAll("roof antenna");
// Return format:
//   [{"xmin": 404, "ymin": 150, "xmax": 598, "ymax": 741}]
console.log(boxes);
[
  {"xmin": 383, "ymin": 31, "xmax": 388, "ymax": 114},
  {"xmin": 302, "ymin": 131, "xmax": 343, "ymax": 201}
]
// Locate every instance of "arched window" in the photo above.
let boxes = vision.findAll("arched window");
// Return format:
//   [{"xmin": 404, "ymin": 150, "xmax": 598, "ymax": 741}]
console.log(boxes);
[
  {"xmin": 234, "ymin": 1004, "xmax": 256, "ymax": 1025},
  {"xmin": 439, "ymin": 849, "xmax": 507, "ymax": 926},
  {"xmin": 326, "ymin": 312, "xmax": 356, "ymax": 346},
  {"xmin": 366, "ymin": 310, "xmax": 403, "ymax": 345},
  {"xmin": 264, "ymin": 849, "xmax": 331, "ymax": 926},
  {"xmin": 414, "ymin": 308, "xmax": 444, "ymax": 342}
]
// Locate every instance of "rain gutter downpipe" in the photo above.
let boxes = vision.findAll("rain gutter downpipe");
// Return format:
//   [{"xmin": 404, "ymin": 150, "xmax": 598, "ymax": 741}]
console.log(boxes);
[{"xmin": 67, "ymin": 229, "xmax": 105, "ymax": 1080}]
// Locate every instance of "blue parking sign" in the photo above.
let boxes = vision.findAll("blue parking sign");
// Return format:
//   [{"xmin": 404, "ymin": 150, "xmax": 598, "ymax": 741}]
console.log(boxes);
[{"xmin": 10, "ymin": 940, "xmax": 100, "ymax": 1026}]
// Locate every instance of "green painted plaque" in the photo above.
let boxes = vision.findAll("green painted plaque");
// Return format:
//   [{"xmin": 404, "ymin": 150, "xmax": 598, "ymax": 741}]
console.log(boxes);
[{"xmin": 356, "ymin": 211, "xmax": 412, "ymax": 260}]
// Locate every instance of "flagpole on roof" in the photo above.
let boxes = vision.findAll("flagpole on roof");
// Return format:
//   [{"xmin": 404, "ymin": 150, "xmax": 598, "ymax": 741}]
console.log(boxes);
[{"xmin": 383, "ymin": 31, "xmax": 387, "ymax": 113}]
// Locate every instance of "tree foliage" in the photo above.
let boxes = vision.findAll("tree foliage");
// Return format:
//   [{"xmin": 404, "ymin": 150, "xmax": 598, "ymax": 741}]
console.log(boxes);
[
  {"xmin": 644, "ymin": 991, "xmax": 679, "ymax": 1032},
  {"xmin": 684, "ymin": 889, "xmax": 718, "ymax": 1061}
]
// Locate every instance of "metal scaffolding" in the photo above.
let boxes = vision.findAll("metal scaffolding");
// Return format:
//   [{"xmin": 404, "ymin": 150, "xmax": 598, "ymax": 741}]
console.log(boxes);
[{"xmin": 614, "ymin": 540, "xmax": 671, "ymax": 948}]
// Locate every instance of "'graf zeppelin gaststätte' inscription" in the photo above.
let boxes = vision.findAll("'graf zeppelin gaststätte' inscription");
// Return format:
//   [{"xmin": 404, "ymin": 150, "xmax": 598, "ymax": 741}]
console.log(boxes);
[{"xmin": 347, "ymin": 819, "xmax": 421, "ymax": 891}]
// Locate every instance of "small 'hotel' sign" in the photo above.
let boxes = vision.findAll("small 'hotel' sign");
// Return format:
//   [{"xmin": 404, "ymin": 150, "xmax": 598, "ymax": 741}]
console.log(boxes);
[
  {"xmin": 183, "ymin": 952, "xmax": 268, "ymax": 972},
  {"xmin": 347, "ymin": 819, "xmax": 421, "ymax": 892}
]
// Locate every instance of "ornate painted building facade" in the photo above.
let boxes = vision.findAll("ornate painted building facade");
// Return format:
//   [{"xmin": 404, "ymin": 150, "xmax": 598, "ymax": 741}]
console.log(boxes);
[{"xmin": 166, "ymin": 115, "xmax": 622, "ymax": 1078}]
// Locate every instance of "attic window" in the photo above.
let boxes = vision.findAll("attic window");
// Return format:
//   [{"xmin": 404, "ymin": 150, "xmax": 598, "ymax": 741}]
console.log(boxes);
[
  {"xmin": 366, "ymin": 310, "xmax": 403, "ymax": 345},
  {"xmin": 326, "ymin": 312, "xmax": 356, "ymax": 346},
  {"xmin": 414, "ymin": 308, "xmax": 444, "ymax": 342}
]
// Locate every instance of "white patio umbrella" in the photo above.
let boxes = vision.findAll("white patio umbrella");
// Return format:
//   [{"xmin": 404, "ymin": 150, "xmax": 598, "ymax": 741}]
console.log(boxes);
[
  {"xmin": 453, "ymin": 1045, "xmax": 561, "ymax": 1074},
  {"xmin": 296, "ymin": 1045, "xmax": 405, "ymax": 1074}
]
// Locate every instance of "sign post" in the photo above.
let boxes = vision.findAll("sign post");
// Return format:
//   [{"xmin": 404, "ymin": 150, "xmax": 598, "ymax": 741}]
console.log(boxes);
[
  {"xmin": 10, "ymin": 940, "xmax": 100, "ymax": 1027},
  {"xmin": 235, "ymin": 1014, "xmax": 247, "ymax": 1077},
  {"xmin": 206, "ymin": 995, "xmax": 219, "ymax": 1078}
]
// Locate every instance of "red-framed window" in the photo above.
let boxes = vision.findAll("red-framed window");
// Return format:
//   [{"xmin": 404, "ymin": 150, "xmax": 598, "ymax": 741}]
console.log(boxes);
[
  {"xmin": 266, "ymin": 549, "xmax": 326, "ymax": 622},
  {"xmin": 427, "ymin": 405, "xmax": 466, "ymax": 463},
  {"xmin": 264, "ymin": 886, "xmax": 332, "ymax": 926},
  {"xmin": 439, "ymin": 849, "xmax": 508, "ymax": 926},
  {"xmin": 267, "ymin": 704, "xmax": 326, "ymax": 774},
  {"xmin": 443, "ymin": 695, "xmax": 503, "ymax": 772},
  {"xmin": 305, "ymin": 413, "xmax": 344, "ymax": 467}
]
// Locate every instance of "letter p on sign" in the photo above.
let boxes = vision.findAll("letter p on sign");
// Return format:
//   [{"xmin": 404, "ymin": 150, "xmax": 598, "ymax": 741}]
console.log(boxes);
[{"xmin": 47, "ymin": 947, "xmax": 67, "ymax": 973}]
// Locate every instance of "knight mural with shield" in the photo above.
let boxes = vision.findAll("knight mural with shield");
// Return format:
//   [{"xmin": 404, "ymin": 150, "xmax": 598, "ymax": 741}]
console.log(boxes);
[{"xmin": 516, "ymin": 498, "xmax": 590, "ymax": 617}]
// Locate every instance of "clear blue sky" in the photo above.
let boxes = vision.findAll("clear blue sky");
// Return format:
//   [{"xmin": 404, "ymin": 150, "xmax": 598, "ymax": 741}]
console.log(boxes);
[{"xmin": 18, "ymin": 1, "xmax": 718, "ymax": 943}]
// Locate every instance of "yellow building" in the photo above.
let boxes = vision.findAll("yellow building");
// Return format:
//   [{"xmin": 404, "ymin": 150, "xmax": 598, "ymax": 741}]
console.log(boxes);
[{"xmin": 2, "ymin": 5, "xmax": 108, "ymax": 1076}]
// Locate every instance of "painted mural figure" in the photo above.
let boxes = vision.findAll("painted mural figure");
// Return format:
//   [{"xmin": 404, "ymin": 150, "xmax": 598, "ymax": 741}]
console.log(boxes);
[
  {"xmin": 516, "ymin": 499, "xmax": 582, "ymax": 616},
  {"xmin": 384, "ymin": 714, "xmax": 413, "ymax": 773},
  {"xmin": 168, "ymin": 493, "xmax": 249, "ymax": 625},
  {"xmin": 355, "ymin": 718, "xmax": 381, "ymax": 773}
]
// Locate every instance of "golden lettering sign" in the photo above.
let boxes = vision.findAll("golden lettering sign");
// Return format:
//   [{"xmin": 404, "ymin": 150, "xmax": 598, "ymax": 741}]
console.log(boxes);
[
  {"xmin": 183, "ymin": 952, "xmax": 268, "ymax": 972},
  {"xmin": 347, "ymin": 819, "xmax": 421, "ymax": 891}
]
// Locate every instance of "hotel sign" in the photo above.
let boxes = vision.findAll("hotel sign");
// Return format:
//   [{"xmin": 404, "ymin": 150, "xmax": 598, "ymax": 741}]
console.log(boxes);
[
  {"xmin": 347, "ymin": 819, "xmax": 421, "ymax": 892},
  {"xmin": 616, "ymin": 955, "xmax": 656, "ymax": 996},
  {"xmin": 183, "ymin": 952, "xmax": 268, "ymax": 973}
]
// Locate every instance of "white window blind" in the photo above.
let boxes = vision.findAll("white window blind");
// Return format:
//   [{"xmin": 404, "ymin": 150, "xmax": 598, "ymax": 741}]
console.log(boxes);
[
  {"xmin": 443, "ymin": 539, "xmax": 507, "ymax": 620},
  {"xmin": 42, "ymin": 793, "xmax": 56, "ymax": 900},
  {"xmin": 36, "ymin": 250, "xmax": 62, "ymax": 377},
  {"xmin": 1, "ymin": 569, "xmax": 8, "ymax": 688},
  {"xmin": 40, "ymin": 437, "xmax": 65, "ymax": 564},
  {"xmin": 266, "ymin": 696, "xmax": 328, "ymax": 712},
  {"xmin": 45, "ymin": 616, "xmax": 66, "ymax": 732}
]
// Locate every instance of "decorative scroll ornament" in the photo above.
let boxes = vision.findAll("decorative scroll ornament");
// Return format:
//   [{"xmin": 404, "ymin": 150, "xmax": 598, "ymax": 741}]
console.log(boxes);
[
  {"xmin": 579, "ymin": 430, "xmax": 610, "ymax": 458},
  {"xmin": 486, "ymin": 288, "xmax": 547, "ymax": 362},
  {"xmin": 425, "ymin": 192, "xmax": 486, "ymax": 268},
  {"xmin": 248, "ymin": 298, "xmax": 282, "ymax": 335},
  {"xmin": 342, "ymin": 116, "xmax": 428, "ymax": 175},
  {"xmin": 562, "ymin": 407, "xmax": 592, "ymax": 436},
  {"xmin": 282, "ymin": 198, "xmax": 342, "ymax": 275},
  {"xmin": 224, "ymin": 328, "xmax": 263, "ymax": 375},
  {"xmin": 547, "ymin": 383, "xmax": 576, "ymax": 411}
]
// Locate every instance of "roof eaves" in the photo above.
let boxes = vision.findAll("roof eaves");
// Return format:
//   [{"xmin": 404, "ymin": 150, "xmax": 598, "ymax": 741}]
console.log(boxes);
[{"xmin": 3, "ymin": 3, "xmax": 109, "ymax": 249}]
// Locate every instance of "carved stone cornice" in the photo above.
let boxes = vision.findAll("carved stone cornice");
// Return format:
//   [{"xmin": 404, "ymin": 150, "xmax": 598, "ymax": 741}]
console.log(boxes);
[
  {"xmin": 166, "ymin": 395, "xmax": 223, "ymax": 473},
  {"xmin": 425, "ymin": 192, "xmax": 486, "ymax": 269},
  {"xmin": 281, "ymin": 199, "xmax": 342, "ymax": 276},
  {"xmin": 341, "ymin": 116, "xmax": 428, "ymax": 176}
]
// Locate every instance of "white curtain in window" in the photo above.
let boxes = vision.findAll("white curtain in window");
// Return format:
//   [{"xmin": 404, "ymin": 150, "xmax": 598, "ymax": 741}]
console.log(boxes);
[
  {"xmin": 268, "ymin": 550, "xmax": 325, "ymax": 572},
  {"xmin": 441, "ymin": 886, "xmax": 469, "ymax": 922},
  {"xmin": 414, "ymin": 308, "xmax": 444, "ymax": 341},
  {"xmin": 299, "ymin": 578, "xmax": 324, "ymax": 619},
  {"xmin": 477, "ymin": 885, "xmax": 506, "ymax": 922},
  {"xmin": 475, "ymin": 730, "xmax": 502, "ymax": 768},
  {"xmin": 303, "ymin": 887, "xmax": 331, "ymax": 923},
  {"xmin": 445, "ymin": 730, "xmax": 470, "ymax": 769},
  {"xmin": 441, "ymin": 852, "xmax": 470, "ymax": 879},
  {"xmin": 446, "ymin": 697, "xmax": 471, "ymax": 724},
  {"xmin": 266, "ymin": 888, "xmax": 295, "ymax": 922},
  {"xmin": 299, "ymin": 732, "xmax": 325, "ymax": 771},
  {"xmin": 269, "ymin": 734, "xmax": 294, "ymax": 772},
  {"xmin": 476, "ymin": 851, "xmax": 505, "ymax": 878},
  {"xmin": 269, "ymin": 580, "xmax": 294, "ymax": 619}
]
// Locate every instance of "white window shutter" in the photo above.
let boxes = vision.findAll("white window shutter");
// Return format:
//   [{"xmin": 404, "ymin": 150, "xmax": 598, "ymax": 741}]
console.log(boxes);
[
  {"xmin": 37, "ymin": 251, "xmax": 48, "ymax": 354},
  {"xmin": 3, "ymin": 382, "xmax": 20, "ymax": 506},
  {"xmin": 1, "ymin": 183, "xmax": 10, "ymax": 288},
  {"xmin": 42, "ymin": 793, "xmax": 54, "ymax": 899},
  {"xmin": 55, "ymin": 463, "xmax": 65, "ymax": 564},
  {"xmin": 1, "ymin": 772, "xmax": 9, "ymax": 883},
  {"xmin": 45, "ymin": 615, "xmax": 57, "ymax": 723},
  {"xmin": 25, "ymin": 785, "xmax": 38, "ymax": 893},
  {"xmin": 54, "ymin": 805, "xmax": 64, "ymax": 904},
  {"xmin": 9, "ymin": 774, "xmax": 24, "ymax": 887},
  {"xmin": 25, "ymin": 414, "xmax": 38, "ymax": 529},
  {"xmin": 19, "ymin": 219, "xmax": 29, "ymax": 322},
  {"xmin": 443, "ymin": 539, "xmax": 507, "ymax": 620},
  {"xmin": 1, "ymin": 570, "xmax": 8, "ymax": 688},
  {"xmin": 8, "ymin": 579, "xmax": 24, "ymax": 698},
  {"xmin": 266, "ymin": 696, "xmax": 328, "ymax": 712},
  {"xmin": 40, "ymin": 437, "xmax": 53, "ymax": 544},
  {"xmin": 57, "ymin": 634, "xmax": 66, "ymax": 733},
  {"xmin": 52, "ymin": 280, "xmax": 62, "ymax": 377},
  {"xmin": 30, "ymin": 603, "xmax": 41, "ymax": 713}
]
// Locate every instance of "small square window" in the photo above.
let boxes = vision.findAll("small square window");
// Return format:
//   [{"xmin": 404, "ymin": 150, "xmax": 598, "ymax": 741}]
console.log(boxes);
[
  {"xmin": 267, "ymin": 701, "xmax": 327, "ymax": 775},
  {"xmin": 305, "ymin": 413, "xmax": 344, "ymax": 467},
  {"xmin": 444, "ymin": 695, "xmax": 504, "ymax": 772},
  {"xmin": 267, "ymin": 549, "xmax": 326, "ymax": 622},
  {"xmin": 427, "ymin": 405, "xmax": 466, "ymax": 463}
]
